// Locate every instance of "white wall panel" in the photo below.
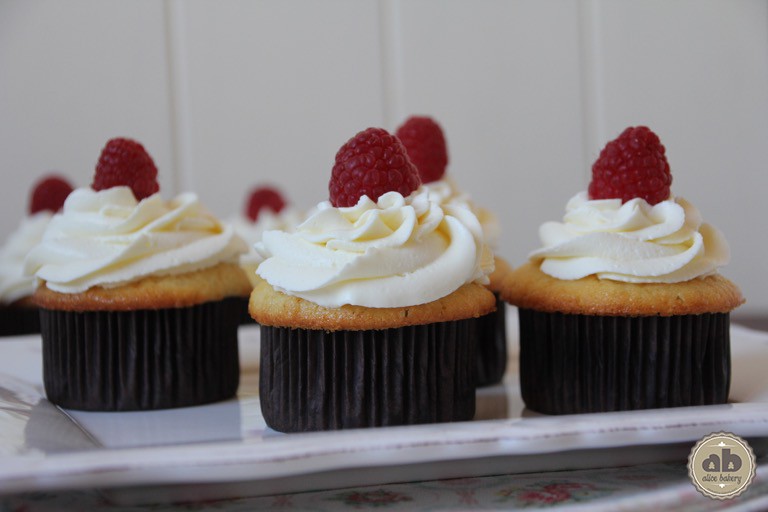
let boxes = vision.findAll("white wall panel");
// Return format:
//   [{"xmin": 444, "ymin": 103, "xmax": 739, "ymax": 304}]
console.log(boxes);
[
  {"xmin": 0, "ymin": 0, "xmax": 174, "ymax": 237},
  {"xmin": 393, "ymin": 0, "xmax": 586, "ymax": 268},
  {"xmin": 175, "ymin": 0, "xmax": 385, "ymax": 221},
  {"xmin": 592, "ymin": 0, "xmax": 768, "ymax": 313}
]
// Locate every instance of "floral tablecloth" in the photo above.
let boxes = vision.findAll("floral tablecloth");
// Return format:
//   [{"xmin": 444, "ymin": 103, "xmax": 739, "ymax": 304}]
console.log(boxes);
[{"xmin": 4, "ymin": 458, "xmax": 767, "ymax": 511}]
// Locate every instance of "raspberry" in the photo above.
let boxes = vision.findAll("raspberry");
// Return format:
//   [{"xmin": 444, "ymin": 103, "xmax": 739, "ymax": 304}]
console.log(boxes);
[
  {"xmin": 245, "ymin": 186, "xmax": 286, "ymax": 222},
  {"xmin": 395, "ymin": 116, "xmax": 449, "ymax": 183},
  {"xmin": 329, "ymin": 127, "xmax": 421, "ymax": 207},
  {"xmin": 589, "ymin": 126, "xmax": 672, "ymax": 205},
  {"xmin": 29, "ymin": 175, "xmax": 74, "ymax": 214},
  {"xmin": 92, "ymin": 137, "xmax": 159, "ymax": 200}
]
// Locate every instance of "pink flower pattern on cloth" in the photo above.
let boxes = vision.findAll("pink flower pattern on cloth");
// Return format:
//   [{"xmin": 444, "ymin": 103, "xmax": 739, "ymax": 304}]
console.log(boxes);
[{"xmin": 4, "ymin": 460, "xmax": 767, "ymax": 510}]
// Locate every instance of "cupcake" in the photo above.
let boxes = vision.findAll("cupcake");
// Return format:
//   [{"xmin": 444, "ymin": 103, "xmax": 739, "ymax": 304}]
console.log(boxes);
[
  {"xmin": 25, "ymin": 138, "xmax": 251, "ymax": 411},
  {"xmin": 501, "ymin": 126, "xmax": 744, "ymax": 414},
  {"xmin": 396, "ymin": 115, "xmax": 509, "ymax": 386},
  {"xmin": 250, "ymin": 127, "xmax": 496, "ymax": 432},
  {"xmin": 0, "ymin": 175, "xmax": 73, "ymax": 336},
  {"xmin": 228, "ymin": 186, "xmax": 303, "ymax": 324}
]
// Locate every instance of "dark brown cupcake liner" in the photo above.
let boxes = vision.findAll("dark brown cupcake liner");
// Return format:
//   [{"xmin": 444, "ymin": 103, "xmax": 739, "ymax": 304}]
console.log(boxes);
[
  {"xmin": 234, "ymin": 296, "xmax": 256, "ymax": 326},
  {"xmin": 260, "ymin": 317, "xmax": 484, "ymax": 432},
  {"xmin": 0, "ymin": 305, "xmax": 41, "ymax": 337},
  {"xmin": 518, "ymin": 309, "xmax": 731, "ymax": 414},
  {"xmin": 40, "ymin": 297, "xmax": 243, "ymax": 411},
  {"xmin": 476, "ymin": 294, "xmax": 507, "ymax": 387}
]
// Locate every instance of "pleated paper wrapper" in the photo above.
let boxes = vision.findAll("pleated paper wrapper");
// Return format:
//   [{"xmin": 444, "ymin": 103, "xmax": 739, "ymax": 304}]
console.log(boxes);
[
  {"xmin": 517, "ymin": 309, "xmax": 731, "ymax": 415},
  {"xmin": 476, "ymin": 294, "xmax": 507, "ymax": 387},
  {"xmin": 40, "ymin": 298, "xmax": 242, "ymax": 411},
  {"xmin": 259, "ymin": 317, "xmax": 485, "ymax": 432}
]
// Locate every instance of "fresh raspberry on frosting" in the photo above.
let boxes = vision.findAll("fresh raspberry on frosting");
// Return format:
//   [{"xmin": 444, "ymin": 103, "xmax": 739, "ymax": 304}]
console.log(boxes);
[
  {"xmin": 395, "ymin": 115, "xmax": 449, "ymax": 183},
  {"xmin": 92, "ymin": 137, "xmax": 160, "ymax": 200},
  {"xmin": 246, "ymin": 186, "xmax": 286, "ymax": 222},
  {"xmin": 589, "ymin": 126, "xmax": 672, "ymax": 205},
  {"xmin": 29, "ymin": 175, "xmax": 74, "ymax": 214},
  {"xmin": 329, "ymin": 127, "xmax": 421, "ymax": 207}
]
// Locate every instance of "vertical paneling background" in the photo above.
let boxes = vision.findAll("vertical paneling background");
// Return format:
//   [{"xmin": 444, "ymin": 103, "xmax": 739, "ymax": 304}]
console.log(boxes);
[{"xmin": 1, "ymin": 0, "xmax": 766, "ymax": 314}]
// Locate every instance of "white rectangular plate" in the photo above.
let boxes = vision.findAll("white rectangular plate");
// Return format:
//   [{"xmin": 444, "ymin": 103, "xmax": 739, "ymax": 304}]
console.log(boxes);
[{"xmin": 1, "ymin": 312, "xmax": 768, "ymax": 505}]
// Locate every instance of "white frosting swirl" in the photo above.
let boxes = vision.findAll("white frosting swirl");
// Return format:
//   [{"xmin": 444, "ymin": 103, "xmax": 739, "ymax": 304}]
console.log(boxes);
[
  {"xmin": 256, "ymin": 189, "xmax": 493, "ymax": 308},
  {"xmin": 422, "ymin": 178, "xmax": 501, "ymax": 250},
  {"xmin": 25, "ymin": 187, "xmax": 248, "ymax": 293},
  {"xmin": 0, "ymin": 213, "xmax": 51, "ymax": 303},
  {"xmin": 228, "ymin": 208, "xmax": 304, "ymax": 285},
  {"xmin": 530, "ymin": 191, "xmax": 730, "ymax": 283}
]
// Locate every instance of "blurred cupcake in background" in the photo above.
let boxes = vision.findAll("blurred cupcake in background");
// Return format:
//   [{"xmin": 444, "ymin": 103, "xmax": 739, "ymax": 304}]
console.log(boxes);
[
  {"xmin": 229, "ymin": 185, "xmax": 304, "ymax": 286},
  {"xmin": 396, "ymin": 115, "xmax": 509, "ymax": 386},
  {"xmin": 228, "ymin": 185, "xmax": 304, "ymax": 324},
  {"xmin": 0, "ymin": 175, "xmax": 73, "ymax": 336},
  {"xmin": 396, "ymin": 116, "xmax": 501, "ymax": 250}
]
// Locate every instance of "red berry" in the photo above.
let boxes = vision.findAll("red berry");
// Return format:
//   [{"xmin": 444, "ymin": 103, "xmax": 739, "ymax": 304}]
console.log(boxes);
[
  {"xmin": 92, "ymin": 137, "xmax": 159, "ymax": 200},
  {"xmin": 329, "ymin": 127, "xmax": 421, "ymax": 207},
  {"xmin": 395, "ymin": 116, "xmax": 449, "ymax": 183},
  {"xmin": 589, "ymin": 126, "xmax": 672, "ymax": 205},
  {"xmin": 29, "ymin": 175, "xmax": 74, "ymax": 215},
  {"xmin": 245, "ymin": 186, "xmax": 286, "ymax": 222}
]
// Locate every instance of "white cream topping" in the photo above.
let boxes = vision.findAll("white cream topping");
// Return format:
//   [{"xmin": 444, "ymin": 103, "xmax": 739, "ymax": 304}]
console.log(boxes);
[
  {"xmin": 228, "ymin": 208, "xmax": 304, "ymax": 285},
  {"xmin": 0, "ymin": 213, "xmax": 51, "ymax": 304},
  {"xmin": 256, "ymin": 189, "xmax": 493, "ymax": 308},
  {"xmin": 24, "ymin": 187, "xmax": 248, "ymax": 293},
  {"xmin": 530, "ymin": 191, "xmax": 730, "ymax": 283},
  {"xmin": 422, "ymin": 178, "xmax": 501, "ymax": 250}
]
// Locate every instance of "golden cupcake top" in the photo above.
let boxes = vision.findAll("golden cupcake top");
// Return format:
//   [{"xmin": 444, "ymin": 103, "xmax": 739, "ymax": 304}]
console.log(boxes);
[
  {"xmin": 488, "ymin": 256, "xmax": 512, "ymax": 293},
  {"xmin": 250, "ymin": 276, "xmax": 495, "ymax": 330},
  {"xmin": 34, "ymin": 262, "xmax": 251, "ymax": 311},
  {"xmin": 501, "ymin": 261, "xmax": 743, "ymax": 316}
]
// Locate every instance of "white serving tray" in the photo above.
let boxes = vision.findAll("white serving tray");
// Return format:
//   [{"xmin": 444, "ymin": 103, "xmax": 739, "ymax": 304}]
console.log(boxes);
[{"xmin": 1, "ymin": 309, "xmax": 767, "ymax": 505}]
